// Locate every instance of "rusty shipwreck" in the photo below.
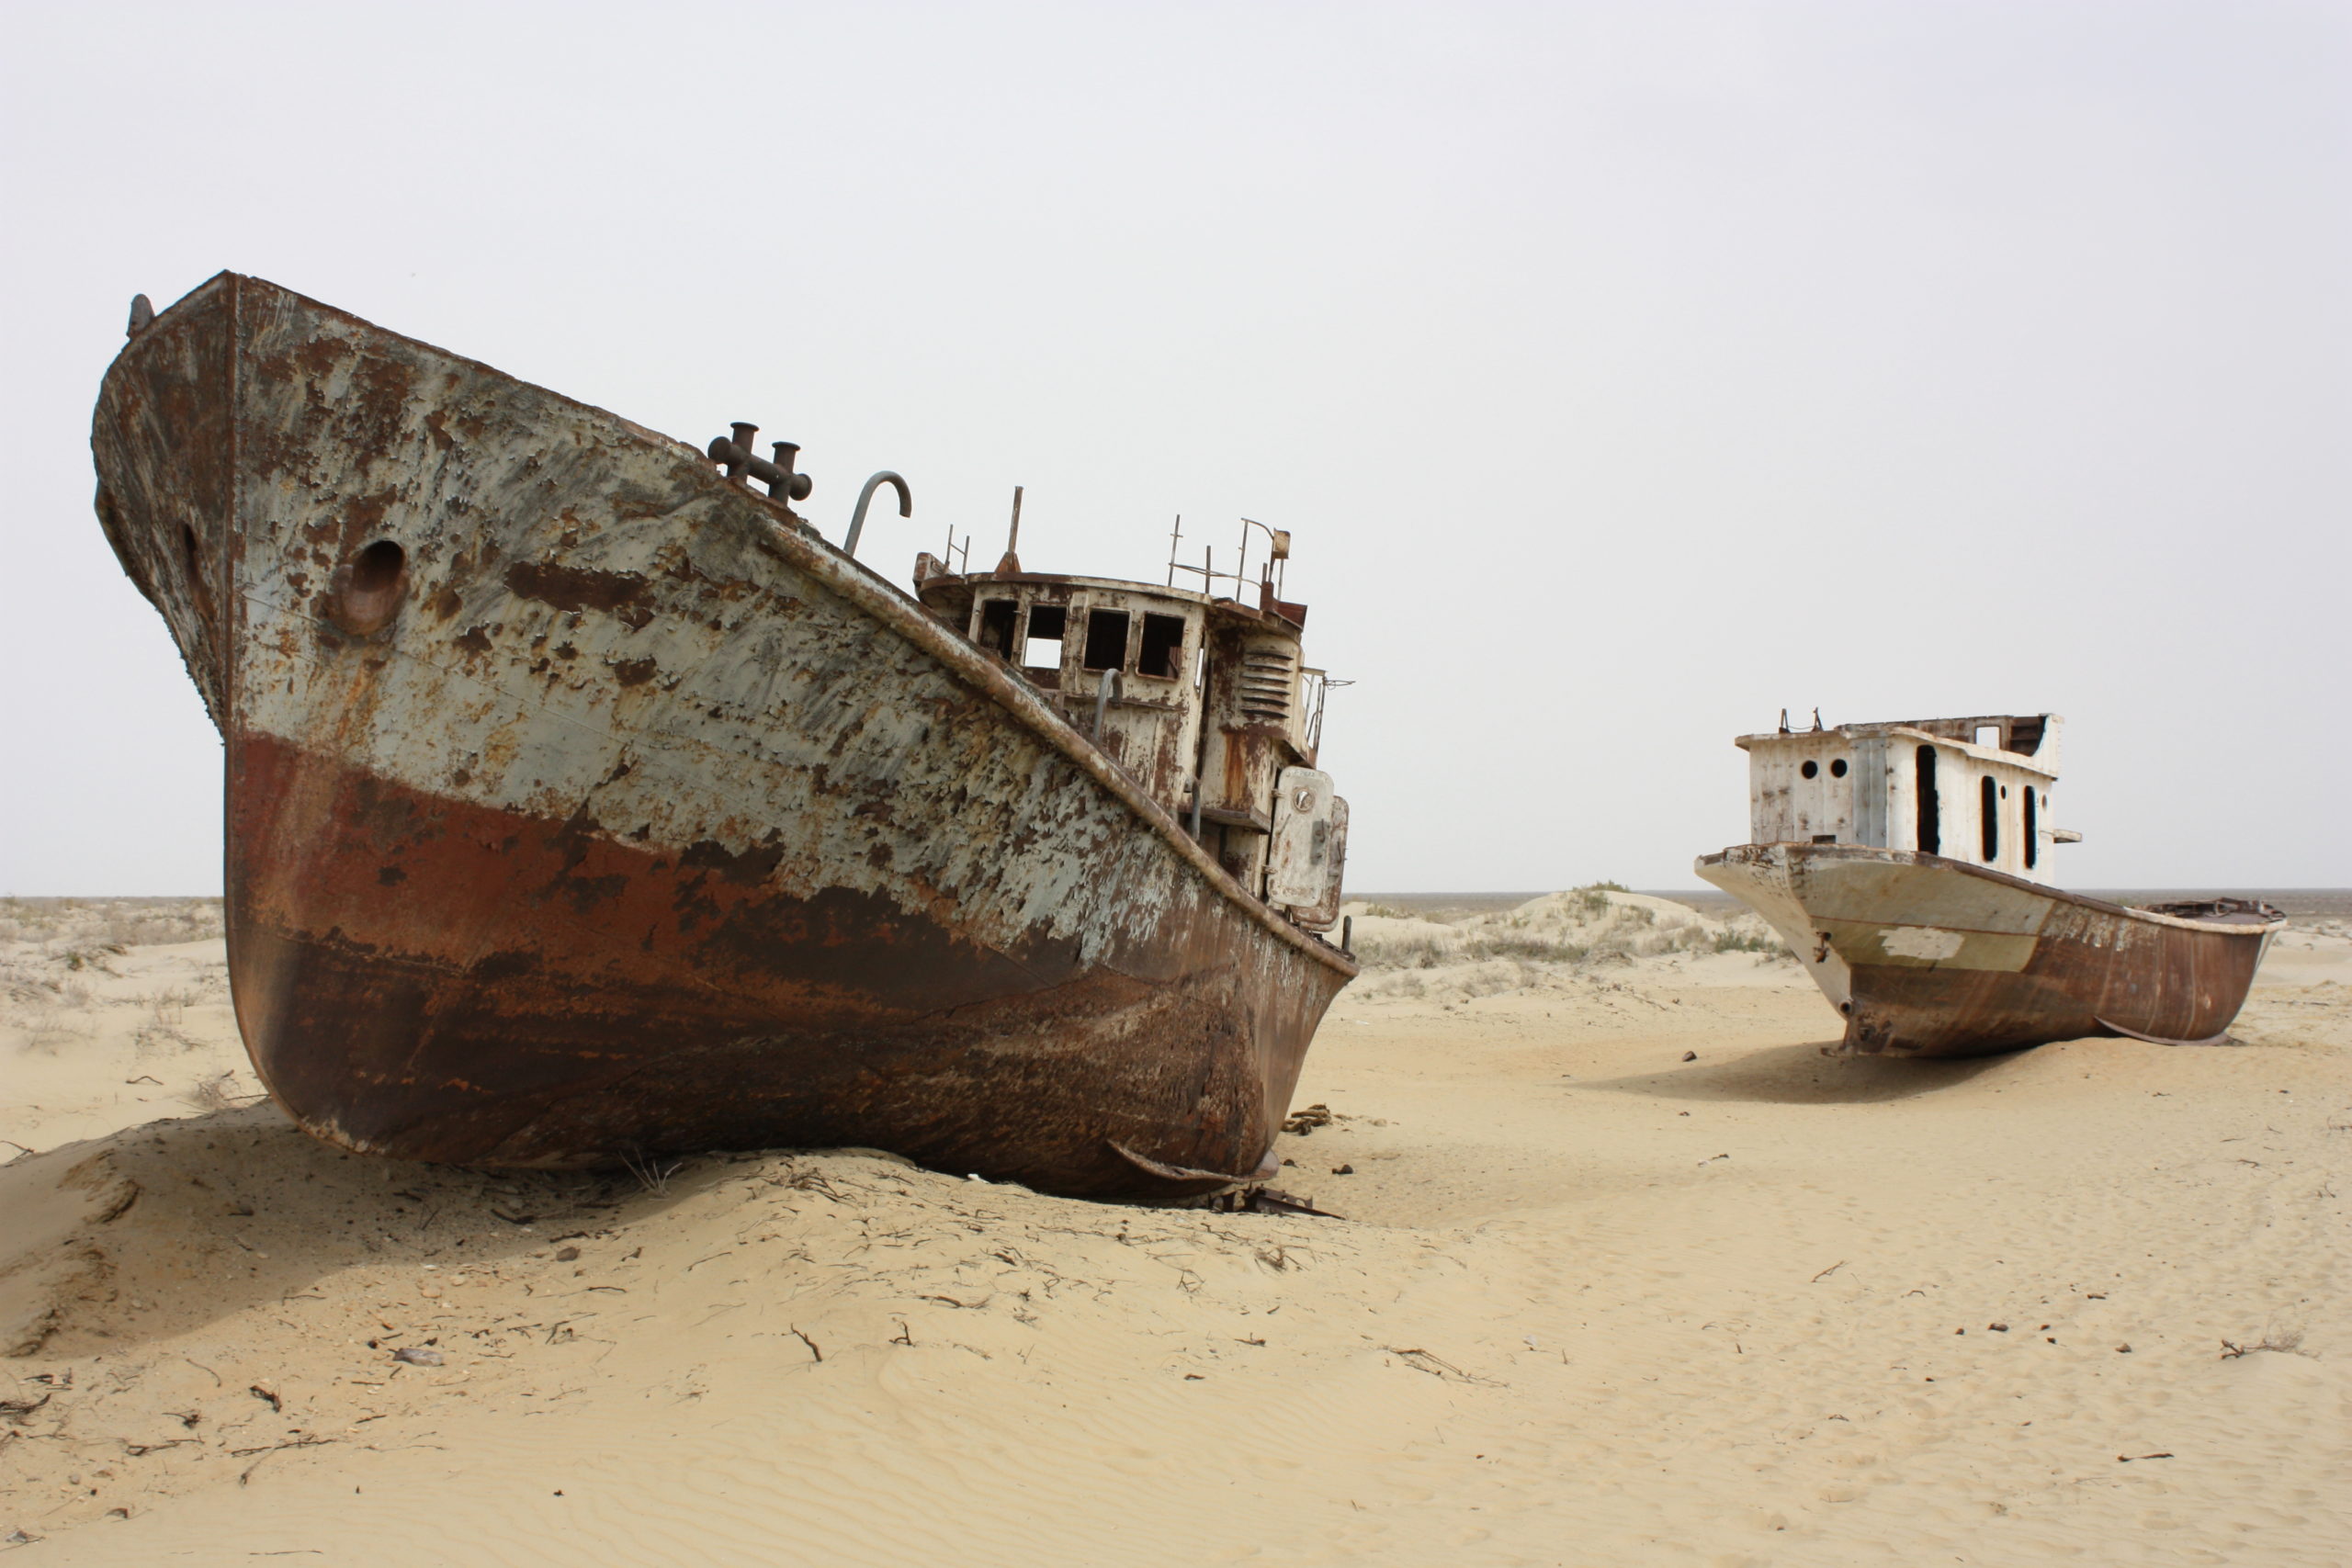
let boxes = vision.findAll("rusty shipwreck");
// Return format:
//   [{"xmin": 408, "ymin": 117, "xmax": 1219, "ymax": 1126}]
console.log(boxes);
[
  {"xmin": 1697, "ymin": 714, "xmax": 2282, "ymax": 1058},
  {"xmin": 90, "ymin": 273, "xmax": 1356, "ymax": 1198}
]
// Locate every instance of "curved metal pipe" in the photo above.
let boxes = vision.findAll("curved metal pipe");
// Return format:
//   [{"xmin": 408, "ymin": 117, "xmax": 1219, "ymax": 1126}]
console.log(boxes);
[
  {"xmin": 843, "ymin": 471, "xmax": 912, "ymax": 558},
  {"xmin": 1092, "ymin": 667, "xmax": 1122, "ymax": 739}
]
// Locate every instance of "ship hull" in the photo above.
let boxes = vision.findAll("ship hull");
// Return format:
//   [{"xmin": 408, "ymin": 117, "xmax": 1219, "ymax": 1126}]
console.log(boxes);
[
  {"xmin": 1696, "ymin": 844, "xmax": 2280, "ymax": 1058},
  {"xmin": 91, "ymin": 274, "xmax": 1354, "ymax": 1198}
]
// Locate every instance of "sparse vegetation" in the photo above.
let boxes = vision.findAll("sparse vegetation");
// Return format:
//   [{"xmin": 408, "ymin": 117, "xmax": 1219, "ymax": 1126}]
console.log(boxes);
[
  {"xmin": 1711, "ymin": 927, "xmax": 1781, "ymax": 954},
  {"xmin": 1569, "ymin": 882, "xmax": 1628, "ymax": 919},
  {"xmin": 142, "ymin": 988, "xmax": 197, "ymax": 1026},
  {"xmin": 2219, "ymin": 1330, "xmax": 2310, "ymax": 1359},
  {"xmin": 129, "ymin": 987, "xmax": 207, "ymax": 1054},
  {"xmin": 0, "ymin": 897, "xmax": 226, "ymax": 950},
  {"xmin": 181, "ymin": 1071, "xmax": 243, "ymax": 1112},
  {"xmin": 4, "ymin": 899, "xmax": 234, "ymax": 1079},
  {"xmin": 1460, "ymin": 934, "xmax": 1589, "ymax": 965},
  {"xmin": 25, "ymin": 1009, "xmax": 96, "ymax": 1051},
  {"xmin": 1341, "ymin": 885, "xmax": 1792, "ymax": 1001},
  {"xmin": 621, "ymin": 1150, "xmax": 685, "ymax": 1195}
]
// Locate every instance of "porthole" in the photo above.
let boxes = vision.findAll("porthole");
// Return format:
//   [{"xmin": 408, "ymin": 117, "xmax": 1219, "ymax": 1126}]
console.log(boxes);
[
  {"xmin": 325, "ymin": 538, "xmax": 409, "ymax": 637},
  {"xmin": 1830, "ymin": 759, "xmax": 1849, "ymax": 778},
  {"xmin": 1800, "ymin": 760, "xmax": 1819, "ymax": 780},
  {"xmin": 349, "ymin": 538, "xmax": 405, "ymax": 592}
]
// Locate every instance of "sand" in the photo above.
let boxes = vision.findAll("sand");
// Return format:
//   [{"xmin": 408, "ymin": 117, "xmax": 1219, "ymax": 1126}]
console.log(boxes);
[{"xmin": 3, "ymin": 893, "xmax": 2346, "ymax": 1565}]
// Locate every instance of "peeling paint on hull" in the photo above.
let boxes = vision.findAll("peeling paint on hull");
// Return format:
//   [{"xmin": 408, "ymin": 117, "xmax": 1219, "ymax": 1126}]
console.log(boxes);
[
  {"xmin": 91, "ymin": 274, "xmax": 1355, "ymax": 1198},
  {"xmin": 1697, "ymin": 844, "xmax": 2281, "ymax": 1059}
]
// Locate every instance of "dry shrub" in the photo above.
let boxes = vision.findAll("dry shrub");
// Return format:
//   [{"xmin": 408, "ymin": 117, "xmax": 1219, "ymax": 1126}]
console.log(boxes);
[
  {"xmin": 180, "ymin": 1072, "xmax": 243, "ymax": 1112},
  {"xmin": 1345, "ymin": 884, "xmax": 1792, "ymax": 999}
]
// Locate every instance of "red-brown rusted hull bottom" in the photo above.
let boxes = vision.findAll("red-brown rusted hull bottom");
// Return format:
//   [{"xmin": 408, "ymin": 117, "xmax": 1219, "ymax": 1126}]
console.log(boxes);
[
  {"xmin": 1836, "ymin": 939, "xmax": 2272, "ymax": 1057},
  {"xmin": 229, "ymin": 732, "xmax": 1340, "ymax": 1197}
]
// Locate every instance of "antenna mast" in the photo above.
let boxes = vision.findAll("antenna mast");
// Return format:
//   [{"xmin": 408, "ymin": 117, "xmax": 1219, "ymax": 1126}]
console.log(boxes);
[{"xmin": 994, "ymin": 486, "xmax": 1024, "ymax": 575}]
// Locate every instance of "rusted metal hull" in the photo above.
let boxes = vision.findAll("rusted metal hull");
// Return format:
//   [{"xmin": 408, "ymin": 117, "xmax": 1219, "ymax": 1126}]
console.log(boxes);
[
  {"xmin": 1696, "ymin": 844, "xmax": 2281, "ymax": 1058},
  {"xmin": 89, "ymin": 274, "xmax": 1355, "ymax": 1198}
]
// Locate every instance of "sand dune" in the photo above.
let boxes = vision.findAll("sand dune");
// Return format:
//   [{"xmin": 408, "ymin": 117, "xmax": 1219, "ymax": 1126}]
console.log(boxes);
[{"xmin": 3, "ymin": 894, "xmax": 2346, "ymax": 1564}]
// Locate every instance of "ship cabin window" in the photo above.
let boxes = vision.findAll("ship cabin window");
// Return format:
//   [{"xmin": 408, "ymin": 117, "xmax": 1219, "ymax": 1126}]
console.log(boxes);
[
  {"xmin": 1137, "ymin": 613, "xmax": 1186, "ymax": 679},
  {"xmin": 1800, "ymin": 760, "xmax": 1819, "ymax": 780},
  {"xmin": 978, "ymin": 598, "xmax": 1019, "ymax": 659},
  {"xmin": 1024, "ymin": 604, "xmax": 1067, "ymax": 672},
  {"xmin": 1830, "ymin": 758, "xmax": 1848, "ymax": 778},
  {"xmin": 1916, "ymin": 745, "xmax": 1940, "ymax": 855},
  {"xmin": 2024, "ymin": 785, "xmax": 2039, "ymax": 869},
  {"xmin": 1974, "ymin": 724, "xmax": 2001, "ymax": 750},
  {"xmin": 1980, "ymin": 774, "xmax": 1999, "ymax": 863},
  {"xmin": 1082, "ymin": 608, "xmax": 1130, "ymax": 671}
]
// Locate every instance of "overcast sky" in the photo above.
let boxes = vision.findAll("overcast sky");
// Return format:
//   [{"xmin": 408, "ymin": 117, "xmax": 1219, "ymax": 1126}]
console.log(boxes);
[{"xmin": 3, "ymin": 1, "xmax": 2345, "ymax": 896}]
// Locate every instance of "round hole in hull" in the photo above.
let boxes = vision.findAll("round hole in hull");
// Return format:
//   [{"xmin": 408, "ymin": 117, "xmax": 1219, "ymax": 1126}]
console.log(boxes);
[{"xmin": 327, "ymin": 539, "xmax": 408, "ymax": 637}]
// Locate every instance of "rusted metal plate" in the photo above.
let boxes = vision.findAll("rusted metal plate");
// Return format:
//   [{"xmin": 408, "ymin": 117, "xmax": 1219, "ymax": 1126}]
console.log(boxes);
[
  {"xmin": 1293, "ymin": 797, "xmax": 1348, "ymax": 932},
  {"xmin": 1266, "ymin": 766, "xmax": 1347, "ymax": 929},
  {"xmin": 1697, "ymin": 844, "xmax": 2283, "ymax": 1058},
  {"xmin": 90, "ymin": 274, "xmax": 1356, "ymax": 1199},
  {"xmin": 912, "ymin": 565, "xmax": 1331, "ymax": 903}
]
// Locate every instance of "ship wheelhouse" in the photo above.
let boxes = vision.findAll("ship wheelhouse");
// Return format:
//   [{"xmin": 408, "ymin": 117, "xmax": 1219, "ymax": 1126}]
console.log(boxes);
[
  {"xmin": 911, "ymin": 551, "xmax": 1346, "ymax": 930},
  {"xmin": 1736, "ymin": 714, "xmax": 2072, "ymax": 884}
]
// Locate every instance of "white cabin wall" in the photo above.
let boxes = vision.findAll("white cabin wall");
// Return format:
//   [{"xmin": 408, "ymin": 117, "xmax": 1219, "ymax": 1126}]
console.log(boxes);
[
  {"xmin": 1064, "ymin": 589, "xmax": 1207, "ymax": 809},
  {"xmin": 1893, "ymin": 735, "xmax": 2058, "ymax": 883},
  {"xmin": 1743, "ymin": 727, "xmax": 2062, "ymax": 878},
  {"xmin": 1744, "ymin": 735, "xmax": 1860, "ymax": 844},
  {"xmin": 1943, "ymin": 749, "xmax": 2058, "ymax": 882}
]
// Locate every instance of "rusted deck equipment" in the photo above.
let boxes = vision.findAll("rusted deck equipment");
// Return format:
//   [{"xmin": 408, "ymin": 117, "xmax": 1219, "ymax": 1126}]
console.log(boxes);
[
  {"xmin": 90, "ymin": 274, "xmax": 1355, "ymax": 1198},
  {"xmin": 1697, "ymin": 714, "xmax": 2282, "ymax": 1057}
]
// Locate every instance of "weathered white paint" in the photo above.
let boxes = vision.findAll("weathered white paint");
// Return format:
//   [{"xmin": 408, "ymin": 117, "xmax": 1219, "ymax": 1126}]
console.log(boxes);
[
  {"xmin": 141, "ymin": 276, "xmax": 1351, "ymax": 985},
  {"xmin": 1266, "ymin": 766, "xmax": 1343, "ymax": 919},
  {"xmin": 1881, "ymin": 926, "xmax": 1964, "ymax": 961},
  {"xmin": 1736, "ymin": 715, "xmax": 2068, "ymax": 883},
  {"xmin": 950, "ymin": 573, "xmax": 1215, "ymax": 807}
]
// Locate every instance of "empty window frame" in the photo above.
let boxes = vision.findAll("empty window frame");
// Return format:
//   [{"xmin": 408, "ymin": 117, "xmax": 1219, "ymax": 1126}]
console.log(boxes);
[
  {"xmin": 1915, "ymin": 745, "xmax": 1939, "ymax": 856},
  {"xmin": 1136, "ymin": 613, "xmax": 1186, "ymax": 679},
  {"xmin": 1980, "ymin": 774, "xmax": 1999, "ymax": 863},
  {"xmin": 1024, "ymin": 604, "xmax": 1067, "ymax": 671},
  {"xmin": 1081, "ymin": 608, "xmax": 1130, "ymax": 671},
  {"xmin": 2023, "ymin": 785, "xmax": 2038, "ymax": 869},
  {"xmin": 977, "ymin": 598, "xmax": 1019, "ymax": 658}
]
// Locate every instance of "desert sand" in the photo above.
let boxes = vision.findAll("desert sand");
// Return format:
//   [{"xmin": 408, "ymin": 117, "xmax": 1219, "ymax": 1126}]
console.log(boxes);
[{"xmin": 3, "ymin": 891, "xmax": 2347, "ymax": 1565}]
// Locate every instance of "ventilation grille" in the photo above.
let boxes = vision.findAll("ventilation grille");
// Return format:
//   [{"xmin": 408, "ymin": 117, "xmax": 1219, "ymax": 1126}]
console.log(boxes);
[{"xmin": 1239, "ymin": 649, "xmax": 1294, "ymax": 723}]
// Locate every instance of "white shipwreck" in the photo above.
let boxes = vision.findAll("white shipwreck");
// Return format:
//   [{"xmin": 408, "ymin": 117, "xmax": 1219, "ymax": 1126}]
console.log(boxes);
[{"xmin": 1698, "ymin": 713, "xmax": 2282, "ymax": 1057}]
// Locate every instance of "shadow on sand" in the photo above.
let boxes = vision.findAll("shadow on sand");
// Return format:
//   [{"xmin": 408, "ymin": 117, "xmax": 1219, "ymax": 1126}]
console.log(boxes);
[
  {"xmin": 1580, "ymin": 1039, "xmax": 2023, "ymax": 1105},
  {"xmin": 0, "ymin": 1102, "xmax": 731, "ymax": 1357}
]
